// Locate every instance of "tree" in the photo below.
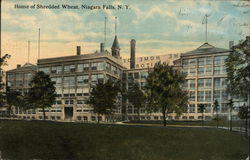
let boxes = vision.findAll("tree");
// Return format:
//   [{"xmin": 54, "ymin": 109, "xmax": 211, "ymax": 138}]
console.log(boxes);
[
  {"xmin": 5, "ymin": 87, "xmax": 23, "ymax": 118},
  {"xmin": 88, "ymin": 79, "xmax": 120, "ymax": 123},
  {"xmin": 225, "ymin": 38, "xmax": 250, "ymax": 101},
  {"xmin": 28, "ymin": 71, "xmax": 56, "ymax": 120},
  {"xmin": 126, "ymin": 82, "xmax": 146, "ymax": 121},
  {"xmin": 198, "ymin": 104, "xmax": 206, "ymax": 127},
  {"xmin": 213, "ymin": 99, "xmax": 219, "ymax": 128},
  {"xmin": 145, "ymin": 62, "xmax": 188, "ymax": 126},
  {"xmin": 227, "ymin": 99, "xmax": 234, "ymax": 131},
  {"xmin": 238, "ymin": 105, "xmax": 248, "ymax": 137},
  {"xmin": 0, "ymin": 54, "xmax": 11, "ymax": 107}
]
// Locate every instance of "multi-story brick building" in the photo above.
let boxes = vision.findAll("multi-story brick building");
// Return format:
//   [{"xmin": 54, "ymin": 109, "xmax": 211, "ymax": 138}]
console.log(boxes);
[{"xmin": 5, "ymin": 36, "xmax": 248, "ymax": 122}]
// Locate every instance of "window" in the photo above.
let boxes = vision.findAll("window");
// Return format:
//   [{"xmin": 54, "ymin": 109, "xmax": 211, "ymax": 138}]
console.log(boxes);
[
  {"xmin": 77, "ymin": 64, "xmax": 84, "ymax": 72},
  {"xmin": 39, "ymin": 67, "xmax": 50, "ymax": 74},
  {"xmin": 189, "ymin": 68, "xmax": 196, "ymax": 76},
  {"xmin": 198, "ymin": 91, "xmax": 205, "ymax": 102},
  {"xmin": 70, "ymin": 65, "xmax": 76, "ymax": 72},
  {"xmin": 63, "ymin": 76, "xmax": 75, "ymax": 87},
  {"xmin": 214, "ymin": 66, "xmax": 220, "ymax": 75},
  {"xmin": 214, "ymin": 56, "xmax": 228, "ymax": 65},
  {"xmin": 198, "ymin": 58, "xmax": 205, "ymax": 66},
  {"xmin": 97, "ymin": 62, "xmax": 105, "ymax": 70},
  {"xmin": 214, "ymin": 78, "xmax": 220, "ymax": 88},
  {"xmin": 189, "ymin": 104, "xmax": 195, "ymax": 113},
  {"xmin": 141, "ymin": 72, "xmax": 148, "ymax": 79},
  {"xmin": 83, "ymin": 63, "xmax": 89, "ymax": 71},
  {"xmin": 24, "ymin": 73, "xmax": 32, "ymax": 79},
  {"xmin": 106, "ymin": 62, "xmax": 111, "ymax": 71},
  {"xmin": 214, "ymin": 78, "xmax": 227, "ymax": 88},
  {"xmin": 198, "ymin": 67, "xmax": 205, "ymax": 75},
  {"xmin": 64, "ymin": 65, "xmax": 70, "ymax": 72},
  {"xmin": 205, "ymin": 91, "xmax": 212, "ymax": 102},
  {"xmin": 182, "ymin": 59, "xmax": 188, "ymax": 66},
  {"xmin": 8, "ymin": 74, "xmax": 15, "ymax": 80},
  {"xmin": 77, "ymin": 75, "xmax": 89, "ymax": 85},
  {"xmin": 189, "ymin": 91, "xmax": 195, "ymax": 101},
  {"xmin": 198, "ymin": 79, "xmax": 204, "ymax": 87},
  {"xmin": 213, "ymin": 90, "xmax": 221, "ymax": 101},
  {"xmin": 189, "ymin": 79, "xmax": 195, "ymax": 89},
  {"xmin": 189, "ymin": 59, "xmax": 197, "ymax": 66},
  {"xmin": 65, "ymin": 100, "xmax": 69, "ymax": 104},
  {"xmin": 51, "ymin": 66, "xmax": 62, "ymax": 73},
  {"xmin": 51, "ymin": 77, "xmax": 62, "ymax": 87},
  {"xmin": 134, "ymin": 72, "xmax": 139, "ymax": 79},
  {"xmin": 198, "ymin": 78, "xmax": 211, "ymax": 88},
  {"xmin": 111, "ymin": 65, "xmax": 118, "ymax": 74},
  {"xmin": 91, "ymin": 62, "xmax": 97, "ymax": 70},
  {"xmin": 205, "ymin": 79, "xmax": 212, "ymax": 87},
  {"xmin": 56, "ymin": 101, "xmax": 62, "ymax": 105},
  {"xmin": 127, "ymin": 73, "xmax": 133, "ymax": 80},
  {"xmin": 222, "ymin": 91, "xmax": 228, "ymax": 101},
  {"xmin": 77, "ymin": 100, "xmax": 85, "ymax": 104},
  {"xmin": 83, "ymin": 116, "xmax": 88, "ymax": 121},
  {"xmin": 77, "ymin": 116, "xmax": 82, "ymax": 120},
  {"xmin": 206, "ymin": 57, "xmax": 212, "ymax": 65},
  {"xmin": 91, "ymin": 74, "xmax": 104, "ymax": 83},
  {"xmin": 91, "ymin": 116, "xmax": 96, "ymax": 121},
  {"xmin": 205, "ymin": 67, "xmax": 212, "ymax": 74},
  {"xmin": 205, "ymin": 104, "xmax": 212, "ymax": 113}
]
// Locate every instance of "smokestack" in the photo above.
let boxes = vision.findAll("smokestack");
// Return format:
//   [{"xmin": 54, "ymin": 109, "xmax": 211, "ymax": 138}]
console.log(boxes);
[
  {"xmin": 100, "ymin": 43, "xmax": 105, "ymax": 53},
  {"xmin": 229, "ymin": 41, "xmax": 234, "ymax": 49},
  {"xmin": 130, "ymin": 39, "xmax": 136, "ymax": 69},
  {"xmin": 77, "ymin": 46, "xmax": 81, "ymax": 55},
  {"xmin": 17, "ymin": 64, "xmax": 21, "ymax": 68}
]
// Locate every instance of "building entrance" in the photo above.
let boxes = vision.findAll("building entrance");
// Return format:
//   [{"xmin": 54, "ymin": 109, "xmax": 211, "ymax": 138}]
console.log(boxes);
[{"xmin": 64, "ymin": 107, "xmax": 73, "ymax": 120}]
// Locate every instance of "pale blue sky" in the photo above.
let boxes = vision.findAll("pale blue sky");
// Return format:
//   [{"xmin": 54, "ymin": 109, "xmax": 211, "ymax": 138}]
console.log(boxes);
[{"xmin": 2, "ymin": 0, "xmax": 250, "ymax": 70}]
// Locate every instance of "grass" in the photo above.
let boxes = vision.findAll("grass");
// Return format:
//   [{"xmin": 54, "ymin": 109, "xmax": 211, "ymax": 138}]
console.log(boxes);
[
  {"xmin": 128, "ymin": 120, "xmax": 246, "ymax": 128},
  {"xmin": 0, "ymin": 120, "xmax": 248, "ymax": 160}
]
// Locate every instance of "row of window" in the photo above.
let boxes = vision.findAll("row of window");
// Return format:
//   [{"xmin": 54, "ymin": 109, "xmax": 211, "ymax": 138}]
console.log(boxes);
[
  {"xmin": 183, "ymin": 56, "xmax": 228, "ymax": 67},
  {"xmin": 39, "ymin": 62, "xmax": 121, "ymax": 75},
  {"xmin": 53, "ymin": 100, "xmax": 88, "ymax": 105},
  {"xmin": 51, "ymin": 74, "xmax": 104, "ymax": 87},
  {"xmin": 122, "ymin": 72, "xmax": 148, "ymax": 80},
  {"xmin": 8, "ymin": 73, "xmax": 34, "ymax": 80},
  {"xmin": 185, "ymin": 78, "xmax": 227, "ymax": 89},
  {"xmin": 183, "ymin": 66, "xmax": 226, "ymax": 76},
  {"xmin": 189, "ymin": 90, "xmax": 227, "ymax": 102}
]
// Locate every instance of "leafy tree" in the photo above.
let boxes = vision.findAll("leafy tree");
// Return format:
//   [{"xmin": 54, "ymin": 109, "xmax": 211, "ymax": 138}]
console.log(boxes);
[
  {"xmin": 145, "ymin": 62, "xmax": 188, "ymax": 126},
  {"xmin": 5, "ymin": 87, "xmax": 23, "ymax": 118},
  {"xmin": 28, "ymin": 71, "xmax": 56, "ymax": 120},
  {"xmin": 126, "ymin": 82, "xmax": 146, "ymax": 121},
  {"xmin": 0, "ymin": 54, "xmax": 11, "ymax": 107},
  {"xmin": 88, "ymin": 79, "xmax": 120, "ymax": 123},
  {"xmin": 238, "ymin": 105, "xmax": 248, "ymax": 137},
  {"xmin": 213, "ymin": 99, "xmax": 219, "ymax": 128},
  {"xmin": 198, "ymin": 104, "xmax": 206, "ymax": 127},
  {"xmin": 225, "ymin": 38, "xmax": 250, "ymax": 110}
]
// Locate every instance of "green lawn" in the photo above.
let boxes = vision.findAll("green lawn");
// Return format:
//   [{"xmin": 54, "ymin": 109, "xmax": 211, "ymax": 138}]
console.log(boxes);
[
  {"xmin": 0, "ymin": 120, "xmax": 247, "ymax": 160},
  {"xmin": 129, "ymin": 120, "xmax": 246, "ymax": 128}
]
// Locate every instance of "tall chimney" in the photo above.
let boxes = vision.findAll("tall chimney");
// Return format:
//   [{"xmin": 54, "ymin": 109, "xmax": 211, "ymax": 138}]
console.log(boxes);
[
  {"xmin": 130, "ymin": 39, "xmax": 136, "ymax": 69},
  {"xmin": 229, "ymin": 41, "xmax": 234, "ymax": 49},
  {"xmin": 100, "ymin": 43, "xmax": 105, "ymax": 53},
  {"xmin": 77, "ymin": 46, "xmax": 81, "ymax": 55}
]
